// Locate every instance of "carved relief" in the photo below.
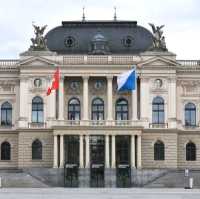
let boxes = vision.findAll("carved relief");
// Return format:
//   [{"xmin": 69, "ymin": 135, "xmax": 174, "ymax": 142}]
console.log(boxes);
[
  {"xmin": 150, "ymin": 78, "xmax": 167, "ymax": 93},
  {"xmin": 89, "ymin": 78, "xmax": 106, "ymax": 95},
  {"xmin": 65, "ymin": 79, "xmax": 82, "ymax": 95},
  {"xmin": 178, "ymin": 80, "xmax": 200, "ymax": 96},
  {"xmin": 29, "ymin": 77, "xmax": 46, "ymax": 92},
  {"xmin": 0, "ymin": 80, "xmax": 16, "ymax": 93}
]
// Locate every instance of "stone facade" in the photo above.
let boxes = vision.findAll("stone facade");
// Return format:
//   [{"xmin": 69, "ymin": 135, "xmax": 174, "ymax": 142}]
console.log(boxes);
[{"xmin": 0, "ymin": 20, "xmax": 200, "ymax": 187}]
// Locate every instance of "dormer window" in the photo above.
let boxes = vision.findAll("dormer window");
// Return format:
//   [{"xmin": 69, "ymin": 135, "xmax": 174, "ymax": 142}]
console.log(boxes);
[{"xmin": 90, "ymin": 32, "xmax": 109, "ymax": 55}]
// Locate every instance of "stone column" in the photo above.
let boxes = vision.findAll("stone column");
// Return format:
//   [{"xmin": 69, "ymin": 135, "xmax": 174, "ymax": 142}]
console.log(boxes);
[
  {"xmin": 47, "ymin": 76, "xmax": 56, "ymax": 125},
  {"xmin": 85, "ymin": 135, "xmax": 90, "ymax": 168},
  {"xmin": 79, "ymin": 135, "xmax": 84, "ymax": 168},
  {"xmin": 111, "ymin": 135, "xmax": 116, "ymax": 168},
  {"xmin": 105, "ymin": 135, "xmax": 110, "ymax": 168},
  {"xmin": 140, "ymin": 77, "xmax": 149, "ymax": 127},
  {"xmin": 168, "ymin": 78, "xmax": 177, "ymax": 128},
  {"xmin": 58, "ymin": 76, "xmax": 64, "ymax": 121},
  {"xmin": 107, "ymin": 76, "xmax": 113, "ymax": 123},
  {"xmin": 53, "ymin": 135, "xmax": 58, "ymax": 168},
  {"xmin": 137, "ymin": 135, "xmax": 142, "ymax": 169},
  {"xmin": 19, "ymin": 77, "xmax": 28, "ymax": 127},
  {"xmin": 131, "ymin": 135, "xmax": 136, "ymax": 168},
  {"xmin": 59, "ymin": 135, "xmax": 64, "ymax": 168},
  {"xmin": 132, "ymin": 90, "xmax": 137, "ymax": 121},
  {"xmin": 83, "ymin": 76, "xmax": 89, "ymax": 123}
]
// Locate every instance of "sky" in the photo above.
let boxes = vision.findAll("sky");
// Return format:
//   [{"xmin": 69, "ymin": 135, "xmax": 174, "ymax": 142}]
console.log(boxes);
[{"xmin": 0, "ymin": 0, "xmax": 199, "ymax": 59}]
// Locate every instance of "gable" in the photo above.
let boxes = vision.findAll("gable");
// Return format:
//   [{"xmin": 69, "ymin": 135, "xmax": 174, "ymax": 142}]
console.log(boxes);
[
  {"xmin": 19, "ymin": 56, "xmax": 57, "ymax": 67},
  {"xmin": 140, "ymin": 56, "xmax": 178, "ymax": 68}
]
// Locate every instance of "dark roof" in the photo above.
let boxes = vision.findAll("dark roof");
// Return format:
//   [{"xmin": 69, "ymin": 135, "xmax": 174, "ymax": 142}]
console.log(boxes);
[{"xmin": 45, "ymin": 20, "xmax": 153, "ymax": 55}]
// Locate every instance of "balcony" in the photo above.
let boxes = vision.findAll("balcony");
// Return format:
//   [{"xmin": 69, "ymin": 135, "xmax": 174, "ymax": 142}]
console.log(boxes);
[
  {"xmin": 52, "ymin": 120, "xmax": 143, "ymax": 127},
  {"xmin": 28, "ymin": 122, "xmax": 47, "ymax": 128},
  {"xmin": 0, "ymin": 124, "xmax": 14, "ymax": 130},
  {"xmin": 183, "ymin": 125, "xmax": 199, "ymax": 129},
  {"xmin": 149, "ymin": 123, "xmax": 168, "ymax": 128}
]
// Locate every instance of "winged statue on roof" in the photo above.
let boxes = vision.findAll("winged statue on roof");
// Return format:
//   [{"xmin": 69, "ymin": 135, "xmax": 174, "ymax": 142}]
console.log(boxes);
[
  {"xmin": 149, "ymin": 23, "xmax": 167, "ymax": 51},
  {"xmin": 30, "ymin": 23, "xmax": 48, "ymax": 50}
]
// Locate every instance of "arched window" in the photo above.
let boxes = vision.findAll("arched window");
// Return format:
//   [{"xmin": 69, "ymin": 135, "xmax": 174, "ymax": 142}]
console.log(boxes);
[
  {"xmin": 68, "ymin": 98, "xmax": 81, "ymax": 120},
  {"xmin": 91, "ymin": 98, "xmax": 104, "ymax": 120},
  {"xmin": 154, "ymin": 140, "xmax": 165, "ymax": 160},
  {"xmin": 185, "ymin": 103, "xmax": 196, "ymax": 127},
  {"xmin": 32, "ymin": 96, "xmax": 43, "ymax": 123},
  {"xmin": 186, "ymin": 142, "xmax": 196, "ymax": 161},
  {"xmin": 1, "ymin": 102, "xmax": 12, "ymax": 126},
  {"xmin": 1, "ymin": 141, "xmax": 11, "ymax": 160},
  {"xmin": 152, "ymin": 97, "xmax": 164, "ymax": 124},
  {"xmin": 115, "ymin": 98, "xmax": 129, "ymax": 120},
  {"xmin": 32, "ymin": 139, "xmax": 42, "ymax": 160}
]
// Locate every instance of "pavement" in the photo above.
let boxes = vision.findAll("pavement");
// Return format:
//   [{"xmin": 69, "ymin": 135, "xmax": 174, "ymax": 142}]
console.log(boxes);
[{"xmin": 0, "ymin": 188, "xmax": 200, "ymax": 199}]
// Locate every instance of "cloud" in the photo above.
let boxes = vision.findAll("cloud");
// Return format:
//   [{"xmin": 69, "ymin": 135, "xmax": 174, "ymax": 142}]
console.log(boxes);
[{"xmin": 0, "ymin": 0, "xmax": 199, "ymax": 59}]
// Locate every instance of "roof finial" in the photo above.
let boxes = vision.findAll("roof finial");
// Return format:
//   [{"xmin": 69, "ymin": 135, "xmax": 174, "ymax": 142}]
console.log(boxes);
[
  {"xmin": 82, "ymin": 7, "xmax": 86, "ymax": 22},
  {"xmin": 114, "ymin": 6, "xmax": 117, "ymax": 21}
]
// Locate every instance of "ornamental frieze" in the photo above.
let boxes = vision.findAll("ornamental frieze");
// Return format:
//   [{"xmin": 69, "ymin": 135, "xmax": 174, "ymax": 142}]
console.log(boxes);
[{"xmin": 178, "ymin": 80, "xmax": 200, "ymax": 96}]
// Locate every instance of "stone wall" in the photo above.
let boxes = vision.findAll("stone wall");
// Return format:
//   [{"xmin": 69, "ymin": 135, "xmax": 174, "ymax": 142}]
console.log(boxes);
[
  {"xmin": 0, "ymin": 132, "xmax": 18, "ymax": 168},
  {"xmin": 142, "ymin": 132, "xmax": 178, "ymax": 168},
  {"xmin": 18, "ymin": 130, "xmax": 53, "ymax": 168},
  {"xmin": 178, "ymin": 133, "xmax": 200, "ymax": 169}
]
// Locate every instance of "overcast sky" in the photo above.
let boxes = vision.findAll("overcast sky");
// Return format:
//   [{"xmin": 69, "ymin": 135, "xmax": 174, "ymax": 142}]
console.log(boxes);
[{"xmin": 0, "ymin": 0, "xmax": 199, "ymax": 59}]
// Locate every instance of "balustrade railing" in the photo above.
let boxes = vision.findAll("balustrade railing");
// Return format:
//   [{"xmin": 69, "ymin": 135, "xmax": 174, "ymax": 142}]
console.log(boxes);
[
  {"xmin": 177, "ymin": 60, "xmax": 200, "ymax": 67},
  {"xmin": 149, "ymin": 123, "xmax": 168, "ymax": 128},
  {"xmin": 0, "ymin": 59, "xmax": 19, "ymax": 66},
  {"xmin": 28, "ymin": 122, "xmax": 47, "ymax": 128},
  {"xmin": 52, "ymin": 120, "xmax": 143, "ymax": 127},
  {"xmin": 63, "ymin": 55, "xmax": 139, "ymax": 65}
]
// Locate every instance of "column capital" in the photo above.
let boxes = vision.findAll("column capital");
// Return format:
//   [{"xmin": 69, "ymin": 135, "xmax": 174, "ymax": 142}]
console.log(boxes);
[
  {"xmin": 83, "ymin": 76, "xmax": 89, "ymax": 81},
  {"xmin": 106, "ymin": 75, "xmax": 113, "ymax": 80}
]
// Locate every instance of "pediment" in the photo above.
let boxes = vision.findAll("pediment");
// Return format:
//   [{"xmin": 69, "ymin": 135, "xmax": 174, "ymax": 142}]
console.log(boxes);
[
  {"xmin": 140, "ymin": 56, "xmax": 178, "ymax": 68},
  {"xmin": 19, "ymin": 56, "xmax": 57, "ymax": 67}
]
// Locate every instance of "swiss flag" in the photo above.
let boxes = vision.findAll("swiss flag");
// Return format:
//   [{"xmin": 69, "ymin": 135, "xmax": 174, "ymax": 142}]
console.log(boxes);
[{"xmin": 47, "ymin": 67, "xmax": 60, "ymax": 96}]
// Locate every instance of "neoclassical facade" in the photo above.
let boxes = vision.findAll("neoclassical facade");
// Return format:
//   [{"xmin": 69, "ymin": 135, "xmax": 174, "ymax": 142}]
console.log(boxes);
[{"xmin": 0, "ymin": 19, "xmax": 200, "ymax": 187}]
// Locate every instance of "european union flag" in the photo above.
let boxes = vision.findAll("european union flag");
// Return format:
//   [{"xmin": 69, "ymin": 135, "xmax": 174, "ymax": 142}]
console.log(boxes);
[{"xmin": 117, "ymin": 68, "xmax": 137, "ymax": 91}]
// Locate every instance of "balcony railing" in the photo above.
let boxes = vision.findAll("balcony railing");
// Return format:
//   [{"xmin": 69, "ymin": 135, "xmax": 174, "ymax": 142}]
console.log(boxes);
[
  {"xmin": 149, "ymin": 123, "xmax": 168, "ymax": 128},
  {"xmin": 183, "ymin": 125, "xmax": 199, "ymax": 129},
  {"xmin": 52, "ymin": 120, "xmax": 143, "ymax": 127},
  {"xmin": 0, "ymin": 124, "xmax": 14, "ymax": 129},
  {"xmin": 28, "ymin": 122, "xmax": 47, "ymax": 128},
  {"xmin": 0, "ymin": 59, "xmax": 19, "ymax": 69}
]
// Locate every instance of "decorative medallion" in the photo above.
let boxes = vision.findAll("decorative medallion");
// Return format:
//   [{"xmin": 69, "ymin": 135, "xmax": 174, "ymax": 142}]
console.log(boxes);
[
  {"xmin": 34, "ymin": 78, "xmax": 42, "ymax": 88},
  {"xmin": 70, "ymin": 81, "xmax": 80, "ymax": 91},
  {"xmin": 154, "ymin": 79, "xmax": 163, "ymax": 88},
  {"xmin": 94, "ymin": 80, "xmax": 103, "ymax": 90}
]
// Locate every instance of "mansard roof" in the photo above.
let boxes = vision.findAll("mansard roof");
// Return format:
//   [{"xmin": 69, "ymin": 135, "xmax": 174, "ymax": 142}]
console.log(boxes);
[{"xmin": 45, "ymin": 20, "xmax": 153, "ymax": 55}]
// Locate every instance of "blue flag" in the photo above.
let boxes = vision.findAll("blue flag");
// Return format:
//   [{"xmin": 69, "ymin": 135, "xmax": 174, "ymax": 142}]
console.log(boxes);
[{"xmin": 117, "ymin": 68, "xmax": 137, "ymax": 91}]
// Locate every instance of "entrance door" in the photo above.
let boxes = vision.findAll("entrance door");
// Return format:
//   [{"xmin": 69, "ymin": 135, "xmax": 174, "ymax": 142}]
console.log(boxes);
[
  {"xmin": 64, "ymin": 135, "xmax": 79, "ymax": 187},
  {"xmin": 116, "ymin": 135, "xmax": 131, "ymax": 187},
  {"xmin": 116, "ymin": 165, "xmax": 131, "ymax": 187},
  {"xmin": 64, "ymin": 164, "xmax": 79, "ymax": 187},
  {"xmin": 90, "ymin": 165, "xmax": 104, "ymax": 187},
  {"xmin": 90, "ymin": 135, "xmax": 105, "ymax": 187}
]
